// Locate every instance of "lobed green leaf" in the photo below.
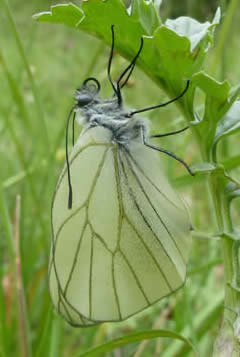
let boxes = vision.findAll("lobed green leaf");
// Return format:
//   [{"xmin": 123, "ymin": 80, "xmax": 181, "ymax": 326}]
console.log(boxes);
[
  {"xmin": 191, "ymin": 72, "xmax": 237, "ymax": 160},
  {"xmin": 215, "ymin": 100, "xmax": 240, "ymax": 144},
  {"xmin": 34, "ymin": 1, "xmax": 220, "ymax": 97}
]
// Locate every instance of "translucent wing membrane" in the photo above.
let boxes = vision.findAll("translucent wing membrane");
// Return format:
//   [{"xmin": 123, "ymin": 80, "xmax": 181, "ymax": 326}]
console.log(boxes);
[{"xmin": 50, "ymin": 127, "xmax": 191, "ymax": 326}]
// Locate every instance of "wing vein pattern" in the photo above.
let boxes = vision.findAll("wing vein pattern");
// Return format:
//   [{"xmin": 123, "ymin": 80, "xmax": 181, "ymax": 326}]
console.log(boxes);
[
  {"xmin": 123, "ymin": 150, "xmax": 186, "ymax": 265},
  {"xmin": 50, "ymin": 127, "xmax": 191, "ymax": 326}
]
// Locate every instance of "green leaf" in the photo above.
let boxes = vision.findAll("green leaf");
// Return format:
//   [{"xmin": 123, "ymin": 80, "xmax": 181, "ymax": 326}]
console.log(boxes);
[
  {"xmin": 34, "ymin": 1, "xmax": 220, "ymax": 98},
  {"xmin": 225, "ymin": 182, "xmax": 240, "ymax": 201},
  {"xmin": 215, "ymin": 100, "xmax": 240, "ymax": 144},
  {"xmin": 223, "ymin": 154, "xmax": 240, "ymax": 171},
  {"xmin": 34, "ymin": 0, "xmax": 162, "ymax": 35},
  {"xmin": 191, "ymin": 72, "xmax": 235, "ymax": 160},
  {"xmin": 33, "ymin": 3, "xmax": 84, "ymax": 27},
  {"xmin": 165, "ymin": 7, "xmax": 220, "ymax": 51},
  {"xmin": 191, "ymin": 162, "xmax": 216, "ymax": 174},
  {"xmin": 189, "ymin": 162, "xmax": 239, "ymax": 187},
  {"xmin": 220, "ymin": 232, "xmax": 240, "ymax": 241},
  {"xmin": 193, "ymin": 72, "xmax": 230, "ymax": 100},
  {"xmin": 72, "ymin": 329, "xmax": 198, "ymax": 357},
  {"xmin": 152, "ymin": 0, "xmax": 162, "ymax": 11},
  {"xmin": 130, "ymin": 0, "xmax": 161, "ymax": 33}
]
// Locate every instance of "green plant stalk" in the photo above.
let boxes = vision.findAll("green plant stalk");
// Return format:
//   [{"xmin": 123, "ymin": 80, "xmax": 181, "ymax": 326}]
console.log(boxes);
[
  {"xmin": 0, "ymin": 0, "xmax": 49, "ymax": 149},
  {"xmin": 196, "ymin": 154, "xmax": 240, "ymax": 355},
  {"xmin": 210, "ymin": 176, "xmax": 240, "ymax": 355},
  {"xmin": 209, "ymin": 174, "xmax": 238, "ymax": 313},
  {"xmin": 14, "ymin": 196, "xmax": 32, "ymax": 357},
  {"xmin": 162, "ymin": 130, "xmax": 239, "ymax": 354},
  {"xmin": 0, "ymin": 191, "xmax": 33, "ymax": 357},
  {"xmin": 35, "ymin": 307, "xmax": 53, "ymax": 357},
  {"xmin": 0, "ymin": 50, "xmax": 32, "ymax": 135},
  {"xmin": 209, "ymin": 0, "xmax": 238, "ymax": 77},
  {"xmin": 0, "ymin": 262, "xmax": 8, "ymax": 357},
  {"xmin": 0, "ymin": 190, "xmax": 15, "ymax": 261},
  {"xmin": 162, "ymin": 292, "xmax": 223, "ymax": 357},
  {"xmin": 181, "ymin": 90, "xmax": 239, "ymax": 353},
  {"xmin": 0, "ymin": 104, "xmax": 48, "ymax": 248},
  {"xmin": 0, "ymin": 190, "xmax": 16, "ymax": 356},
  {"xmin": 49, "ymin": 315, "xmax": 62, "ymax": 357}
]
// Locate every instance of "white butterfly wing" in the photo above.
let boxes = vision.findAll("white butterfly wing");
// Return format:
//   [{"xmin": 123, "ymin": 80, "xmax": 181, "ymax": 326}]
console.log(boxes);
[
  {"xmin": 49, "ymin": 126, "xmax": 191, "ymax": 326},
  {"xmin": 115, "ymin": 144, "xmax": 191, "ymax": 319}
]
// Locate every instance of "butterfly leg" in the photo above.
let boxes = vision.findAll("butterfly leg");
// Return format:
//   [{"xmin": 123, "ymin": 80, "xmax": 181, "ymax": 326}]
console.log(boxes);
[
  {"xmin": 151, "ymin": 126, "xmax": 189, "ymax": 138},
  {"xmin": 140, "ymin": 126, "xmax": 194, "ymax": 176},
  {"xmin": 129, "ymin": 80, "xmax": 190, "ymax": 116}
]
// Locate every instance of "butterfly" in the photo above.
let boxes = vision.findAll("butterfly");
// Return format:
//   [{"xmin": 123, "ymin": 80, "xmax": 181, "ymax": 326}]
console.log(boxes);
[{"xmin": 49, "ymin": 25, "xmax": 193, "ymax": 327}]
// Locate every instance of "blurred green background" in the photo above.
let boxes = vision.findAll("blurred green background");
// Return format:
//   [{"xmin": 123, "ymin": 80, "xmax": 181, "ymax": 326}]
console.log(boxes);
[{"xmin": 1, "ymin": 0, "xmax": 240, "ymax": 356}]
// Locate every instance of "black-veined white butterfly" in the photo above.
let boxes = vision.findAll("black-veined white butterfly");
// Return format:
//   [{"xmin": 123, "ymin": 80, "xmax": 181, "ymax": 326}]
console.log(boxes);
[{"xmin": 49, "ymin": 26, "xmax": 193, "ymax": 327}]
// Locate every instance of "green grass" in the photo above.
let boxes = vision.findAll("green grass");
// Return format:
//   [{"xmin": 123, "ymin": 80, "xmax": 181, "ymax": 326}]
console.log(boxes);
[{"xmin": 1, "ymin": 0, "xmax": 240, "ymax": 356}]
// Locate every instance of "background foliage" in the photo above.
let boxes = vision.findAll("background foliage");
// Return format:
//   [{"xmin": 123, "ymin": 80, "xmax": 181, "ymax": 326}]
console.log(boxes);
[{"xmin": 1, "ymin": 0, "xmax": 240, "ymax": 356}]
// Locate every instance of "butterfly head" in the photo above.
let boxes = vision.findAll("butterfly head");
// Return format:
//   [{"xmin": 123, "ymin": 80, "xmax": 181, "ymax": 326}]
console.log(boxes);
[{"xmin": 75, "ymin": 77, "xmax": 101, "ymax": 108}]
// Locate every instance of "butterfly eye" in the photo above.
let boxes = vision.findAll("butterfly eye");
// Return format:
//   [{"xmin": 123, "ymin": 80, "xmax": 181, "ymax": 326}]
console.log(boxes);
[
  {"xmin": 75, "ymin": 77, "xmax": 101, "ymax": 107},
  {"xmin": 75, "ymin": 93, "xmax": 95, "ymax": 107}
]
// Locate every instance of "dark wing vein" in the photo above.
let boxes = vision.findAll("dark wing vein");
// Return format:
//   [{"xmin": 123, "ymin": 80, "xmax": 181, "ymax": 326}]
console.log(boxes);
[
  {"xmin": 123, "ymin": 150, "xmax": 186, "ymax": 265},
  {"xmin": 89, "ymin": 230, "xmax": 94, "ymax": 319},
  {"xmin": 120, "ymin": 250, "xmax": 150, "ymax": 305},
  {"xmin": 56, "ymin": 142, "xmax": 111, "ymax": 193},
  {"xmin": 112, "ymin": 148, "xmax": 124, "ymax": 319},
  {"xmin": 91, "ymin": 229, "xmax": 113, "ymax": 254},
  {"xmin": 118, "ymin": 151, "xmax": 173, "ymax": 292},
  {"xmin": 53, "ymin": 146, "xmax": 109, "ymax": 248},
  {"xmin": 51, "ymin": 257, "xmax": 86, "ymax": 325},
  {"xmin": 125, "ymin": 147, "xmax": 185, "ymax": 213},
  {"xmin": 63, "ymin": 222, "xmax": 88, "ymax": 296},
  {"xmin": 50, "ymin": 144, "xmax": 111, "ymax": 326},
  {"xmin": 111, "ymin": 254, "xmax": 122, "ymax": 320}
]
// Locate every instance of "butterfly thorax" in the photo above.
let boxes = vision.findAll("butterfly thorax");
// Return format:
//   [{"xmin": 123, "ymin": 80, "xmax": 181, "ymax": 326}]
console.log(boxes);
[{"xmin": 76, "ymin": 96, "xmax": 148, "ymax": 146}]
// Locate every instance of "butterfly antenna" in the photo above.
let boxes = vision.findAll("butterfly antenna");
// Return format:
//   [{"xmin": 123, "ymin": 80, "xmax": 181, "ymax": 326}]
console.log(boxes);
[
  {"xmin": 65, "ymin": 105, "xmax": 76, "ymax": 209},
  {"xmin": 129, "ymin": 80, "xmax": 190, "ymax": 116},
  {"xmin": 72, "ymin": 111, "xmax": 76, "ymax": 146},
  {"xmin": 108, "ymin": 25, "xmax": 121, "ymax": 105},
  {"xmin": 116, "ymin": 37, "xmax": 144, "ymax": 93}
]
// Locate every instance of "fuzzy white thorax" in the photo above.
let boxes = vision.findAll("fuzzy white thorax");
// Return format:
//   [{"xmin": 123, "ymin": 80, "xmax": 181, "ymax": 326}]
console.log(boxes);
[{"xmin": 75, "ymin": 96, "xmax": 149, "ymax": 145}]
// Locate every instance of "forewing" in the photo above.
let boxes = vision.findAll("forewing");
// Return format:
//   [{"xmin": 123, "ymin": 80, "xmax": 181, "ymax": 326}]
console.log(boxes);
[{"xmin": 50, "ymin": 127, "xmax": 123, "ymax": 326}]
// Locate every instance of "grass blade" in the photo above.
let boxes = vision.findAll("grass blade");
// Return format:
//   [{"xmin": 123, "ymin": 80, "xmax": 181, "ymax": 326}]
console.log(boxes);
[
  {"xmin": 0, "ymin": 0, "xmax": 49, "ymax": 148},
  {"xmin": 14, "ymin": 195, "xmax": 32, "ymax": 357},
  {"xmin": 73, "ymin": 330, "xmax": 198, "ymax": 357}
]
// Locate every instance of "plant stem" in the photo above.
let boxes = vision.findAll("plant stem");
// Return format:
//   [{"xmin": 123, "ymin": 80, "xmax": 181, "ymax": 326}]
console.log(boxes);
[
  {"xmin": 207, "ymin": 169, "xmax": 240, "ymax": 355},
  {"xmin": 160, "ymin": 292, "xmax": 223, "ymax": 357},
  {"xmin": 182, "ymin": 91, "xmax": 240, "ymax": 353},
  {"xmin": 209, "ymin": 0, "xmax": 238, "ymax": 78},
  {"xmin": 0, "ymin": 189, "xmax": 15, "ymax": 261},
  {"xmin": 0, "ymin": 0, "xmax": 49, "ymax": 149},
  {"xmin": 14, "ymin": 195, "xmax": 32, "ymax": 357}
]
